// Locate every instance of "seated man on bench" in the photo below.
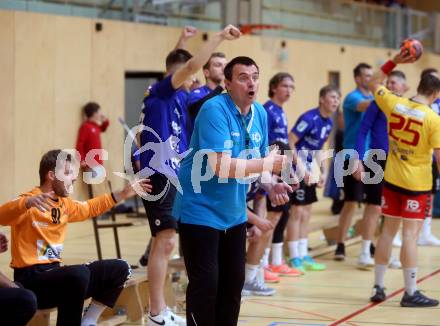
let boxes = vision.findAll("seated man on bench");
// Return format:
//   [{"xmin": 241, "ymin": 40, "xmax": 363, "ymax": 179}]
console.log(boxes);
[
  {"xmin": 0, "ymin": 149, "xmax": 152, "ymax": 326},
  {"xmin": 0, "ymin": 231, "xmax": 37, "ymax": 326}
]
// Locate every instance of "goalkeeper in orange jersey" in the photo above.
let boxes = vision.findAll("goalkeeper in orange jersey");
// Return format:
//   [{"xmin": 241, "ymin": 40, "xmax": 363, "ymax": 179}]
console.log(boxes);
[
  {"xmin": 366, "ymin": 51, "xmax": 440, "ymax": 307},
  {"xmin": 0, "ymin": 149, "xmax": 152, "ymax": 326}
]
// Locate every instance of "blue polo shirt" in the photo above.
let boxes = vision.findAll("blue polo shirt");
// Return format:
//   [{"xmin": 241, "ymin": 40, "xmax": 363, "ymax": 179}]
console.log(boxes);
[
  {"xmin": 342, "ymin": 88, "xmax": 373, "ymax": 149},
  {"xmin": 139, "ymin": 75, "xmax": 189, "ymax": 175},
  {"xmin": 355, "ymin": 101, "xmax": 388, "ymax": 160},
  {"xmin": 263, "ymin": 100, "xmax": 289, "ymax": 144},
  {"xmin": 173, "ymin": 93, "xmax": 268, "ymax": 230}
]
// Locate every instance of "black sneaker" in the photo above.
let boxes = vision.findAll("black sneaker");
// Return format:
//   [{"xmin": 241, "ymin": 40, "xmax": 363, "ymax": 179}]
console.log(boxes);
[
  {"xmin": 370, "ymin": 285, "xmax": 386, "ymax": 302},
  {"xmin": 370, "ymin": 243, "xmax": 376, "ymax": 257},
  {"xmin": 400, "ymin": 291, "xmax": 439, "ymax": 307},
  {"xmin": 334, "ymin": 243, "xmax": 345, "ymax": 261}
]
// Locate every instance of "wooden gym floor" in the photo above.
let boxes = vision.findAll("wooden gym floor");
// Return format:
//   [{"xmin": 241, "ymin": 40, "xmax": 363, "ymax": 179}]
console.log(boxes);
[{"xmin": 1, "ymin": 197, "xmax": 440, "ymax": 326}]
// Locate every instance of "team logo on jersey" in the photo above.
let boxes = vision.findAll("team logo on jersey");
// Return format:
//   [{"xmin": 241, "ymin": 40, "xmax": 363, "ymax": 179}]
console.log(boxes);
[
  {"xmin": 251, "ymin": 132, "xmax": 262, "ymax": 143},
  {"xmin": 405, "ymin": 199, "xmax": 421, "ymax": 213},
  {"xmin": 37, "ymin": 240, "xmax": 63, "ymax": 261},
  {"xmin": 231, "ymin": 131, "xmax": 240, "ymax": 138},
  {"xmin": 378, "ymin": 90, "xmax": 385, "ymax": 96},
  {"xmin": 296, "ymin": 121, "xmax": 308, "ymax": 133}
]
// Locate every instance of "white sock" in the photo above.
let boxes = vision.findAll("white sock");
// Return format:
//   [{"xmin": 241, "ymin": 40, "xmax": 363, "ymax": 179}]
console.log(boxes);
[
  {"xmin": 421, "ymin": 218, "xmax": 432, "ymax": 237},
  {"xmin": 403, "ymin": 267, "xmax": 417, "ymax": 296},
  {"xmin": 245, "ymin": 264, "xmax": 259, "ymax": 283},
  {"xmin": 361, "ymin": 240, "xmax": 372, "ymax": 255},
  {"xmin": 288, "ymin": 241, "xmax": 299, "ymax": 259},
  {"xmin": 374, "ymin": 264, "xmax": 387, "ymax": 288},
  {"xmin": 81, "ymin": 301, "xmax": 106, "ymax": 326},
  {"xmin": 271, "ymin": 242, "xmax": 283, "ymax": 266},
  {"xmin": 299, "ymin": 238, "xmax": 308, "ymax": 258},
  {"xmin": 262, "ymin": 248, "xmax": 270, "ymax": 267}
]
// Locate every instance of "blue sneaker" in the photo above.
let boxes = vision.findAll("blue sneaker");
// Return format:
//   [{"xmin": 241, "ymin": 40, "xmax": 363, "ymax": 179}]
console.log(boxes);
[
  {"xmin": 302, "ymin": 256, "xmax": 326, "ymax": 271},
  {"xmin": 289, "ymin": 257, "xmax": 305, "ymax": 272}
]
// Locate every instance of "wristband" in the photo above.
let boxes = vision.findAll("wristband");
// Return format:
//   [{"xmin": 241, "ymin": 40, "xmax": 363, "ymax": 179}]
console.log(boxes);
[{"xmin": 381, "ymin": 60, "xmax": 396, "ymax": 75}]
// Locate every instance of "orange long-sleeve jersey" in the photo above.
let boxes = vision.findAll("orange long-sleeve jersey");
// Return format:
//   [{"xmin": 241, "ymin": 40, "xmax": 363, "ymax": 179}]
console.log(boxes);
[{"xmin": 0, "ymin": 187, "xmax": 116, "ymax": 268}]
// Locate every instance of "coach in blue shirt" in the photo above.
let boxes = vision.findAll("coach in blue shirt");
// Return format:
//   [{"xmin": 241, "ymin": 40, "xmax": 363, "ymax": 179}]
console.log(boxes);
[
  {"xmin": 138, "ymin": 25, "xmax": 243, "ymax": 326},
  {"xmin": 173, "ymin": 56, "xmax": 292, "ymax": 326}
]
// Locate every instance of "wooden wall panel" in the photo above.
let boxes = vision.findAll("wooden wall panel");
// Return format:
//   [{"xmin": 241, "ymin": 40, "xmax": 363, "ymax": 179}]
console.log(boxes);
[
  {"xmin": 0, "ymin": 12, "xmax": 15, "ymax": 202},
  {"xmin": 91, "ymin": 19, "xmax": 125, "ymax": 190},
  {"xmin": 14, "ymin": 12, "xmax": 56, "ymax": 194},
  {"xmin": 54, "ymin": 16, "xmax": 92, "ymax": 200},
  {"xmin": 1, "ymin": 9, "xmax": 440, "ymax": 200}
]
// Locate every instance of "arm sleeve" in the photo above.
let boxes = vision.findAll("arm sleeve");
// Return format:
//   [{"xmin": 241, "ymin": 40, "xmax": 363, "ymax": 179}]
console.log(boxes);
[
  {"xmin": 0, "ymin": 197, "xmax": 28, "ymax": 226},
  {"xmin": 100, "ymin": 119, "xmax": 110, "ymax": 132},
  {"xmin": 197, "ymin": 101, "xmax": 231, "ymax": 152},
  {"xmin": 153, "ymin": 75, "xmax": 176, "ymax": 100},
  {"xmin": 67, "ymin": 194, "xmax": 116, "ymax": 222},
  {"xmin": 355, "ymin": 101, "xmax": 379, "ymax": 159},
  {"xmin": 291, "ymin": 114, "xmax": 312, "ymax": 140},
  {"xmin": 343, "ymin": 92, "xmax": 361, "ymax": 112},
  {"xmin": 76, "ymin": 124, "xmax": 89, "ymax": 162},
  {"xmin": 374, "ymin": 86, "xmax": 398, "ymax": 117}
]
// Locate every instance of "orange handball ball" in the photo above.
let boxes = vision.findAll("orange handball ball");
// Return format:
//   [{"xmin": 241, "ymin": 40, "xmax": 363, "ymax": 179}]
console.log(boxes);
[{"xmin": 400, "ymin": 38, "xmax": 423, "ymax": 61}]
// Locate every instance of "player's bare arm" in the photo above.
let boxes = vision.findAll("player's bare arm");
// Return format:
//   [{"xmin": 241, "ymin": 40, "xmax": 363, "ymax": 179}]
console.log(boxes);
[{"xmin": 171, "ymin": 25, "xmax": 241, "ymax": 89}]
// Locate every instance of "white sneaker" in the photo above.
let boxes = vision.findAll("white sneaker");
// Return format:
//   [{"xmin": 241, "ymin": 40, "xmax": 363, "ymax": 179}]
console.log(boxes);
[
  {"xmin": 388, "ymin": 256, "xmax": 402, "ymax": 269},
  {"xmin": 393, "ymin": 234, "xmax": 402, "ymax": 247},
  {"xmin": 165, "ymin": 308, "xmax": 186, "ymax": 326},
  {"xmin": 357, "ymin": 253, "xmax": 374, "ymax": 270},
  {"xmin": 418, "ymin": 233, "xmax": 440, "ymax": 246},
  {"xmin": 146, "ymin": 308, "xmax": 181, "ymax": 326}
]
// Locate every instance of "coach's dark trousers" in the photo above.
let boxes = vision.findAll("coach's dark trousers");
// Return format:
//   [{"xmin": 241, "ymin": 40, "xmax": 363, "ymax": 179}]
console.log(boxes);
[
  {"xmin": 180, "ymin": 222, "xmax": 246, "ymax": 326},
  {"xmin": 14, "ymin": 259, "xmax": 130, "ymax": 326}
]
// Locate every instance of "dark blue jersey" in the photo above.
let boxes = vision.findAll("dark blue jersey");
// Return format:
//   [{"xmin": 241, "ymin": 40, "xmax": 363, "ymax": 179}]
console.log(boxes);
[
  {"xmin": 139, "ymin": 75, "xmax": 189, "ymax": 176},
  {"xmin": 263, "ymin": 100, "xmax": 289, "ymax": 145},
  {"xmin": 291, "ymin": 108, "xmax": 333, "ymax": 161}
]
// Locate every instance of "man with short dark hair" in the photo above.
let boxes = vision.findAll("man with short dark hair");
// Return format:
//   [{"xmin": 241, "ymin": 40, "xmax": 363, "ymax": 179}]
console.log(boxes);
[
  {"xmin": 368, "ymin": 53, "xmax": 440, "ymax": 307},
  {"xmin": 138, "ymin": 25, "xmax": 241, "ymax": 326},
  {"xmin": 417, "ymin": 67, "xmax": 440, "ymax": 246},
  {"xmin": 173, "ymin": 56, "xmax": 292, "ymax": 326},
  {"xmin": 334, "ymin": 62, "xmax": 374, "ymax": 261},
  {"xmin": 286, "ymin": 85, "xmax": 340, "ymax": 272},
  {"xmin": 187, "ymin": 52, "xmax": 227, "ymax": 135},
  {"xmin": 0, "ymin": 232, "xmax": 37, "ymax": 326},
  {"xmin": 0, "ymin": 149, "xmax": 151, "ymax": 325}
]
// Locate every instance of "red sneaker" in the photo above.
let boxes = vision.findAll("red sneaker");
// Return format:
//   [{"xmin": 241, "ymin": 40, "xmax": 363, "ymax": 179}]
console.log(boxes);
[
  {"xmin": 267, "ymin": 264, "xmax": 303, "ymax": 277},
  {"xmin": 264, "ymin": 269, "xmax": 280, "ymax": 283}
]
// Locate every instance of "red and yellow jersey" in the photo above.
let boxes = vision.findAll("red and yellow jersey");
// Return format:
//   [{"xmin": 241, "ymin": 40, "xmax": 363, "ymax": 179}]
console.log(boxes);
[
  {"xmin": 375, "ymin": 86, "xmax": 440, "ymax": 192},
  {"xmin": 0, "ymin": 187, "xmax": 115, "ymax": 268}
]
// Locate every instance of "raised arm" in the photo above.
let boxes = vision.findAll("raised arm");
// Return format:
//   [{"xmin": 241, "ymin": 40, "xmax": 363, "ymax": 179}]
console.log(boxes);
[
  {"xmin": 174, "ymin": 26, "xmax": 197, "ymax": 50},
  {"xmin": 368, "ymin": 52, "xmax": 415, "ymax": 94},
  {"xmin": 171, "ymin": 25, "xmax": 241, "ymax": 90}
]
